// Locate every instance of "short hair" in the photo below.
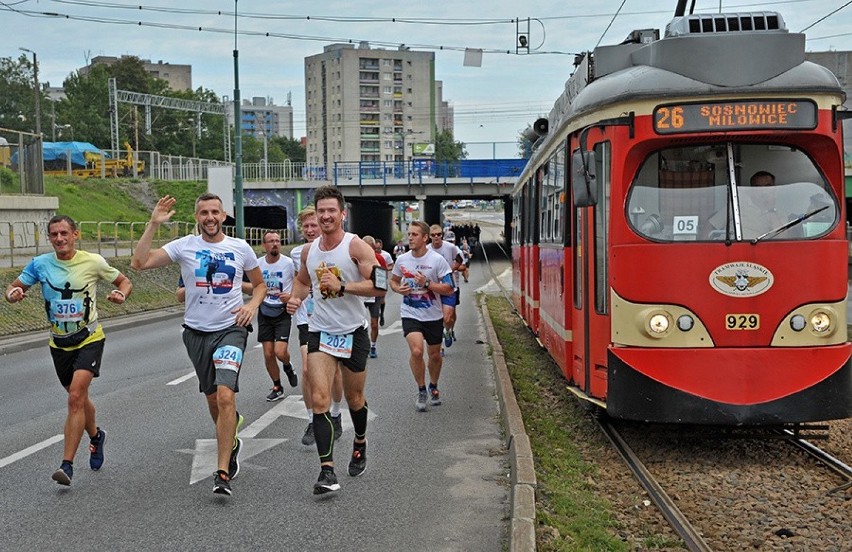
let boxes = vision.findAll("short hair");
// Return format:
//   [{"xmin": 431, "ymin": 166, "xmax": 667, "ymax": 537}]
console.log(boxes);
[
  {"xmin": 297, "ymin": 206, "xmax": 317, "ymax": 226},
  {"xmin": 48, "ymin": 215, "xmax": 77, "ymax": 232},
  {"xmin": 750, "ymin": 171, "xmax": 775, "ymax": 185},
  {"xmin": 429, "ymin": 224, "xmax": 443, "ymax": 235},
  {"xmin": 410, "ymin": 221, "xmax": 430, "ymax": 236},
  {"xmin": 313, "ymin": 186, "xmax": 345, "ymax": 210},
  {"xmin": 362, "ymin": 235, "xmax": 376, "ymax": 247},
  {"xmin": 263, "ymin": 231, "xmax": 281, "ymax": 243},
  {"xmin": 375, "ymin": 238, "xmax": 383, "ymax": 247},
  {"xmin": 195, "ymin": 192, "xmax": 223, "ymax": 212}
]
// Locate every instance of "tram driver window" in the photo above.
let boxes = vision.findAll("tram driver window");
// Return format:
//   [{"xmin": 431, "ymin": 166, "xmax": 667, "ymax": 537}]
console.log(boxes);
[{"xmin": 626, "ymin": 144, "xmax": 837, "ymax": 242}]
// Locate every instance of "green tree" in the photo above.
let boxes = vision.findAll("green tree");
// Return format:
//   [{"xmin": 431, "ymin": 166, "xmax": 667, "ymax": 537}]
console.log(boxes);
[
  {"xmin": 517, "ymin": 128, "xmax": 534, "ymax": 159},
  {"xmin": 61, "ymin": 64, "xmax": 112, "ymax": 145},
  {"xmin": 271, "ymin": 136, "xmax": 306, "ymax": 163},
  {"xmin": 434, "ymin": 129, "xmax": 467, "ymax": 162},
  {"xmin": 0, "ymin": 54, "xmax": 43, "ymax": 133}
]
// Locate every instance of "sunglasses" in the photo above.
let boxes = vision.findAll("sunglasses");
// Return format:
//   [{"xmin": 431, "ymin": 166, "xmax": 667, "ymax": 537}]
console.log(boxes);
[{"xmin": 430, "ymin": 233, "xmax": 443, "ymax": 237}]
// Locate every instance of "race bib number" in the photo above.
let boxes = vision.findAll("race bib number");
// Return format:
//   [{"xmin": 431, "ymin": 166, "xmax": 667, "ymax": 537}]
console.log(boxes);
[
  {"xmin": 213, "ymin": 345, "xmax": 243, "ymax": 372},
  {"xmin": 319, "ymin": 331, "xmax": 353, "ymax": 359},
  {"xmin": 52, "ymin": 299, "xmax": 84, "ymax": 322}
]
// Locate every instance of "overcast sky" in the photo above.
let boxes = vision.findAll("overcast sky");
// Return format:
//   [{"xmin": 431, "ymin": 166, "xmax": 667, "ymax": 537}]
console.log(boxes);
[{"xmin": 2, "ymin": 0, "xmax": 850, "ymax": 158}]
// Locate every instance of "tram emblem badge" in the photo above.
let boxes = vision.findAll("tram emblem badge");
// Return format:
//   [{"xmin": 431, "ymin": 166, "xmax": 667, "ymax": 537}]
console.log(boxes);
[{"xmin": 709, "ymin": 262, "xmax": 773, "ymax": 297}]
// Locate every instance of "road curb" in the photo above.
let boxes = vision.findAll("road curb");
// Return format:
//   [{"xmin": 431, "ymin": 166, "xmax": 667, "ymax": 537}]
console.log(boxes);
[
  {"xmin": 479, "ymin": 296, "xmax": 537, "ymax": 552},
  {"xmin": 0, "ymin": 307, "xmax": 185, "ymax": 356}
]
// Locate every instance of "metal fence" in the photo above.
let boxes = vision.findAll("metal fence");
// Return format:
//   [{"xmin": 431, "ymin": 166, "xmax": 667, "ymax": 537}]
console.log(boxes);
[
  {"xmin": 331, "ymin": 158, "xmax": 526, "ymax": 186},
  {"xmin": 0, "ymin": 220, "xmax": 288, "ymax": 268},
  {"xmin": 0, "ymin": 127, "xmax": 44, "ymax": 194}
]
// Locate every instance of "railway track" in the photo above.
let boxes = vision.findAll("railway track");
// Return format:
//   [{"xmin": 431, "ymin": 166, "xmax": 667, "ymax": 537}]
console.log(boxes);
[{"xmin": 598, "ymin": 419, "xmax": 714, "ymax": 552}]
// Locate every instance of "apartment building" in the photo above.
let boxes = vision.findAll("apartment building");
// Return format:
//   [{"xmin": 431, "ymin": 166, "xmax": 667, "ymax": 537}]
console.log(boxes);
[
  {"xmin": 78, "ymin": 56, "xmax": 192, "ymax": 91},
  {"xmin": 305, "ymin": 42, "xmax": 451, "ymax": 169},
  {"xmin": 225, "ymin": 96, "xmax": 295, "ymax": 140}
]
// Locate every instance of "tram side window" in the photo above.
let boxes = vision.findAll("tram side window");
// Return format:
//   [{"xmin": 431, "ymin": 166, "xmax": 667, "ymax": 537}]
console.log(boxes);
[
  {"xmin": 512, "ymin": 194, "xmax": 522, "ymax": 245},
  {"xmin": 625, "ymin": 144, "xmax": 837, "ymax": 242},
  {"xmin": 541, "ymin": 151, "xmax": 564, "ymax": 244}
]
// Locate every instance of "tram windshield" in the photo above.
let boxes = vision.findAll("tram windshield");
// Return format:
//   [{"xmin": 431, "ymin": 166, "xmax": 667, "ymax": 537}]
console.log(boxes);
[{"xmin": 626, "ymin": 144, "xmax": 838, "ymax": 242}]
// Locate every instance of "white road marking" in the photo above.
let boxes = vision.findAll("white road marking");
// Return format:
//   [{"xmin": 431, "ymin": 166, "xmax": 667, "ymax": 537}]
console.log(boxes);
[
  {"xmin": 179, "ymin": 395, "xmax": 376, "ymax": 484},
  {"xmin": 167, "ymin": 371, "xmax": 196, "ymax": 386},
  {"xmin": 0, "ymin": 434, "xmax": 63, "ymax": 468},
  {"xmin": 477, "ymin": 267, "xmax": 512, "ymax": 294}
]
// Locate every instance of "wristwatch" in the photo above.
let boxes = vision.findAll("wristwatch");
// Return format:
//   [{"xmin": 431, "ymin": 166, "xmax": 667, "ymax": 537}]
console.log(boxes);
[
  {"xmin": 424, "ymin": 279, "xmax": 432, "ymax": 289},
  {"xmin": 339, "ymin": 284, "xmax": 346, "ymax": 296}
]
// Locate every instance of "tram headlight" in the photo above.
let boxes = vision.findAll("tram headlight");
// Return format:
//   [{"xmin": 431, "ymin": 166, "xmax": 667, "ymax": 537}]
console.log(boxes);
[
  {"xmin": 676, "ymin": 315, "xmax": 694, "ymax": 332},
  {"xmin": 648, "ymin": 313, "xmax": 670, "ymax": 335},
  {"xmin": 790, "ymin": 314, "xmax": 807, "ymax": 332},
  {"xmin": 810, "ymin": 311, "xmax": 832, "ymax": 333}
]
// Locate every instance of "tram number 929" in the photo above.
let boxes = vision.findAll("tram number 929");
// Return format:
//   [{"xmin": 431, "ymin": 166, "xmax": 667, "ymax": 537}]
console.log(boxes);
[{"xmin": 726, "ymin": 314, "xmax": 760, "ymax": 330}]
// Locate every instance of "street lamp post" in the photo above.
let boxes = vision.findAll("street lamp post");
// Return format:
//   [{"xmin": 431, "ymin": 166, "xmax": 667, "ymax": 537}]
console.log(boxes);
[
  {"xmin": 19, "ymin": 47, "xmax": 41, "ymax": 137},
  {"xmin": 232, "ymin": 0, "xmax": 245, "ymax": 238}
]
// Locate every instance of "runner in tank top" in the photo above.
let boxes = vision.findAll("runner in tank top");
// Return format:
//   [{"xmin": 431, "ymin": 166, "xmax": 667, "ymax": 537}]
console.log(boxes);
[{"xmin": 286, "ymin": 185, "xmax": 386, "ymax": 495}]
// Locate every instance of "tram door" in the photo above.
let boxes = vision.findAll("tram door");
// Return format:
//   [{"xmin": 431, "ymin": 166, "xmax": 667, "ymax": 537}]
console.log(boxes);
[{"xmin": 571, "ymin": 138, "xmax": 611, "ymax": 399}]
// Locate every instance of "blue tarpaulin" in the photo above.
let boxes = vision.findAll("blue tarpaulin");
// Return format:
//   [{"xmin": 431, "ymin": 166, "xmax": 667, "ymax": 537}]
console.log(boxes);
[
  {"xmin": 11, "ymin": 141, "xmax": 109, "ymax": 167},
  {"xmin": 42, "ymin": 142, "xmax": 109, "ymax": 166}
]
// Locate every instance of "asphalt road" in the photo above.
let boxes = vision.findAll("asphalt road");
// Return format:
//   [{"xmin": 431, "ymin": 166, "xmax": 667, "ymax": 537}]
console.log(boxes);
[{"xmin": 0, "ymin": 233, "xmax": 514, "ymax": 551}]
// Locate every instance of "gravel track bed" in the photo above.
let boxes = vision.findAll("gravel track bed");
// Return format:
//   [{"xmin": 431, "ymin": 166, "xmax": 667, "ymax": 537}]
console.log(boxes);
[{"xmin": 613, "ymin": 418, "xmax": 851, "ymax": 551}]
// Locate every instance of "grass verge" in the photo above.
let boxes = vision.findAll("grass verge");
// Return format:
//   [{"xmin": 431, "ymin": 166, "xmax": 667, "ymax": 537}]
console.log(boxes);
[{"xmin": 485, "ymin": 295, "xmax": 631, "ymax": 551}]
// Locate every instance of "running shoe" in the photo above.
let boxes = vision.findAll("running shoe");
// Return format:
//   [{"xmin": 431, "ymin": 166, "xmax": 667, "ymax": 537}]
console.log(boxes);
[
  {"xmin": 229, "ymin": 437, "xmax": 242, "ymax": 479},
  {"xmin": 51, "ymin": 461, "xmax": 73, "ymax": 486},
  {"xmin": 266, "ymin": 386, "xmax": 285, "ymax": 401},
  {"xmin": 348, "ymin": 441, "xmax": 367, "ymax": 477},
  {"xmin": 301, "ymin": 422, "xmax": 315, "ymax": 446},
  {"xmin": 443, "ymin": 329, "xmax": 453, "ymax": 348},
  {"xmin": 331, "ymin": 414, "xmax": 343, "ymax": 441},
  {"xmin": 213, "ymin": 470, "xmax": 232, "ymax": 496},
  {"xmin": 369, "ymin": 346, "xmax": 377, "ymax": 359},
  {"xmin": 379, "ymin": 313, "xmax": 385, "ymax": 326},
  {"xmin": 429, "ymin": 387, "xmax": 442, "ymax": 406},
  {"xmin": 284, "ymin": 367, "xmax": 298, "ymax": 387},
  {"xmin": 416, "ymin": 390, "xmax": 428, "ymax": 412},
  {"xmin": 313, "ymin": 467, "xmax": 340, "ymax": 495},
  {"xmin": 89, "ymin": 427, "xmax": 106, "ymax": 470}
]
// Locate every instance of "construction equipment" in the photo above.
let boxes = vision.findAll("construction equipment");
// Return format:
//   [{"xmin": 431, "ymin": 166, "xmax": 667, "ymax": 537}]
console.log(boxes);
[{"xmin": 42, "ymin": 141, "xmax": 145, "ymax": 178}]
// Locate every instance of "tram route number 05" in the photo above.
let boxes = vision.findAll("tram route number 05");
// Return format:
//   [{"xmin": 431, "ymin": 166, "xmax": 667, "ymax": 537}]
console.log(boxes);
[{"xmin": 726, "ymin": 314, "xmax": 760, "ymax": 330}]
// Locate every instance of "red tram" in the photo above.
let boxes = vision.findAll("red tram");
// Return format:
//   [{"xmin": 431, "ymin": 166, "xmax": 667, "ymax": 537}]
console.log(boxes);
[{"xmin": 511, "ymin": 4, "xmax": 852, "ymax": 424}]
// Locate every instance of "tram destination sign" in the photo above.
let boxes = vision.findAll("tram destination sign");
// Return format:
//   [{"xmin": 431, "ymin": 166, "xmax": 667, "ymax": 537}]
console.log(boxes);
[{"xmin": 653, "ymin": 100, "xmax": 817, "ymax": 134}]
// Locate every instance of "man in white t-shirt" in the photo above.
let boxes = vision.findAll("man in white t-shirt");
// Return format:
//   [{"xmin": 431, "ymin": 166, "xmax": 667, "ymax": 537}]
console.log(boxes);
[
  {"xmin": 242, "ymin": 231, "xmax": 298, "ymax": 402},
  {"xmin": 390, "ymin": 221, "xmax": 453, "ymax": 412},
  {"xmin": 132, "ymin": 193, "xmax": 266, "ymax": 497},
  {"xmin": 429, "ymin": 224, "xmax": 463, "ymax": 351}
]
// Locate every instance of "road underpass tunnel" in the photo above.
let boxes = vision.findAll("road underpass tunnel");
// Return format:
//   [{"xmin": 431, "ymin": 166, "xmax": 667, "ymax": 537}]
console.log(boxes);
[
  {"xmin": 423, "ymin": 199, "xmax": 442, "ymax": 226},
  {"xmin": 346, "ymin": 199, "xmax": 395, "ymax": 247}
]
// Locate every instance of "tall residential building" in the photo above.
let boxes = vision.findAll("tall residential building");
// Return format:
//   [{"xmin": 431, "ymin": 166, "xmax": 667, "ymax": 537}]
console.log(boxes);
[
  {"xmin": 225, "ymin": 96, "xmax": 295, "ymax": 140},
  {"xmin": 78, "ymin": 56, "xmax": 192, "ymax": 91},
  {"xmin": 305, "ymin": 43, "xmax": 451, "ymax": 169}
]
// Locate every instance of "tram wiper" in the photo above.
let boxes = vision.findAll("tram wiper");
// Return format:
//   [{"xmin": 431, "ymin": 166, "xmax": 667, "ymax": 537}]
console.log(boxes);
[{"xmin": 750, "ymin": 205, "xmax": 830, "ymax": 244}]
